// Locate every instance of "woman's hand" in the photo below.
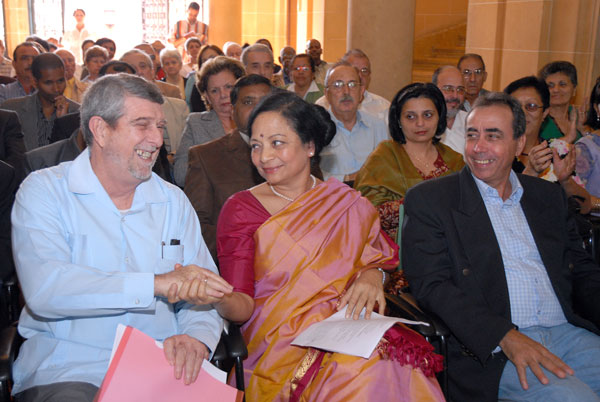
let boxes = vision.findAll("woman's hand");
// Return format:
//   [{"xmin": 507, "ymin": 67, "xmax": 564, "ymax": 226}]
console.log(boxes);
[
  {"xmin": 337, "ymin": 269, "xmax": 385, "ymax": 320},
  {"xmin": 552, "ymin": 147, "xmax": 575, "ymax": 184},
  {"xmin": 167, "ymin": 264, "xmax": 234, "ymax": 305},
  {"xmin": 527, "ymin": 141, "xmax": 553, "ymax": 174}
]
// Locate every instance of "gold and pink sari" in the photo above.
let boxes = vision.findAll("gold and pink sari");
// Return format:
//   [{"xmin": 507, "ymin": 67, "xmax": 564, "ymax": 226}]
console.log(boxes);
[{"xmin": 218, "ymin": 179, "xmax": 444, "ymax": 401}]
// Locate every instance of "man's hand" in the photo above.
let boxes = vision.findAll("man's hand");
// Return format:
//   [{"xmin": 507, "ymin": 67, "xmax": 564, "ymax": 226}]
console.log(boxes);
[
  {"xmin": 154, "ymin": 264, "xmax": 233, "ymax": 305},
  {"xmin": 499, "ymin": 329, "xmax": 574, "ymax": 390},
  {"xmin": 337, "ymin": 269, "xmax": 385, "ymax": 320},
  {"xmin": 172, "ymin": 264, "xmax": 233, "ymax": 305},
  {"xmin": 54, "ymin": 95, "xmax": 69, "ymax": 118},
  {"xmin": 163, "ymin": 334, "xmax": 209, "ymax": 385}
]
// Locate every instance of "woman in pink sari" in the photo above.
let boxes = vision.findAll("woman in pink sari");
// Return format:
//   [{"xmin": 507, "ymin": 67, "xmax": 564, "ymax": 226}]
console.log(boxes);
[{"xmin": 205, "ymin": 92, "xmax": 443, "ymax": 401}]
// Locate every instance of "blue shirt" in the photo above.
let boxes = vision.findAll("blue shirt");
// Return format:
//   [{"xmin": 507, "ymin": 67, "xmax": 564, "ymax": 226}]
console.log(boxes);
[
  {"xmin": 320, "ymin": 110, "xmax": 389, "ymax": 180},
  {"xmin": 0, "ymin": 80, "xmax": 30, "ymax": 103},
  {"xmin": 11, "ymin": 149, "xmax": 223, "ymax": 393},
  {"xmin": 473, "ymin": 171, "xmax": 567, "ymax": 329}
]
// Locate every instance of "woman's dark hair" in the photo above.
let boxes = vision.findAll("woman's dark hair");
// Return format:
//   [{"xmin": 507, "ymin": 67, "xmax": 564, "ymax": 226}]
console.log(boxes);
[
  {"xmin": 388, "ymin": 82, "xmax": 446, "ymax": 144},
  {"xmin": 290, "ymin": 53, "xmax": 315, "ymax": 73},
  {"xmin": 585, "ymin": 76, "xmax": 600, "ymax": 130},
  {"xmin": 539, "ymin": 61, "xmax": 578, "ymax": 87},
  {"xmin": 197, "ymin": 44, "xmax": 224, "ymax": 69},
  {"xmin": 503, "ymin": 76, "xmax": 550, "ymax": 110},
  {"xmin": 96, "ymin": 37, "xmax": 116, "ymax": 49},
  {"xmin": 247, "ymin": 91, "xmax": 336, "ymax": 166},
  {"xmin": 81, "ymin": 39, "xmax": 95, "ymax": 51}
]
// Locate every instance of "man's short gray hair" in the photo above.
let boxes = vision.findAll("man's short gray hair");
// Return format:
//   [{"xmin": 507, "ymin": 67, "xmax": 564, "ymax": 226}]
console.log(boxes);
[
  {"xmin": 241, "ymin": 43, "xmax": 273, "ymax": 66},
  {"xmin": 159, "ymin": 48, "xmax": 182, "ymax": 65},
  {"xmin": 341, "ymin": 48, "xmax": 369, "ymax": 62},
  {"xmin": 324, "ymin": 60, "xmax": 358, "ymax": 87},
  {"xmin": 80, "ymin": 73, "xmax": 164, "ymax": 147},
  {"xmin": 120, "ymin": 49, "xmax": 153, "ymax": 69},
  {"xmin": 431, "ymin": 65, "xmax": 457, "ymax": 86},
  {"xmin": 468, "ymin": 92, "xmax": 526, "ymax": 139}
]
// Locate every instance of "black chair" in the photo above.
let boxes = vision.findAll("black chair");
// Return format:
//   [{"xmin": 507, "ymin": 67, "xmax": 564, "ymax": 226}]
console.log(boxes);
[
  {"xmin": 0, "ymin": 317, "xmax": 247, "ymax": 401},
  {"xmin": 0, "ymin": 275, "xmax": 22, "ymax": 402},
  {"xmin": 211, "ymin": 323, "xmax": 247, "ymax": 392},
  {"xmin": 386, "ymin": 292, "xmax": 450, "ymax": 399}
]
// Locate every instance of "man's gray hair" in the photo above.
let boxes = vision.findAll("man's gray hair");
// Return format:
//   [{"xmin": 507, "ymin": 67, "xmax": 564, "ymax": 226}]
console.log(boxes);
[
  {"xmin": 324, "ymin": 60, "xmax": 358, "ymax": 87},
  {"xmin": 431, "ymin": 65, "xmax": 456, "ymax": 86},
  {"xmin": 241, "ymin": 43, "xmax": 273, "ymax": 66},
  {"xmin": 468, "ymin": 92, "xmax": 526, "ymax": 139},
  {"xmin": 341, "ymin": 48, "xmax": 369, "ymax": 62},
  {"xmin": 120, "ymin": 49, "xmax": 153, "ymax": 69},
  {"xmin": 80, "ymin": 73, "xmax": 164, "ymax": 147},
  {"xmin": 159, "ymin": 48, "xmax": 182, "ymax": 65}
]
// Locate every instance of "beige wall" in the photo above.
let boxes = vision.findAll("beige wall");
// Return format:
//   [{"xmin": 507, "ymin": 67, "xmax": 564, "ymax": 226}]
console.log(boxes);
[
  {"xmin": 415, "ymin": 0, "xmax": 468, "ymax": 38},
  {"xmin": 4, "ymin": 0, "xmax": 30, "ymax": 57},
  {"xmin": 348, "ymin": 0, "xmax": 416, "ymax": 101},
  {"xmin": 292, "ymin": 0, "xmax": 346, "ymax": 62},
  {"xmin": 465, "ymin": 0, "xmax": 600, "ymax": 105}
]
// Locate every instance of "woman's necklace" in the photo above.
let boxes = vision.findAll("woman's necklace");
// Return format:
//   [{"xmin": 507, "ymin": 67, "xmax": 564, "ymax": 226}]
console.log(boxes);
[
  {"xmin": 405, "ymin": 145, "xmax": 435, "ymax": 170},
  {"xmin": 269, "ymin": 175, "xmax": 316, "ymax": 202}
]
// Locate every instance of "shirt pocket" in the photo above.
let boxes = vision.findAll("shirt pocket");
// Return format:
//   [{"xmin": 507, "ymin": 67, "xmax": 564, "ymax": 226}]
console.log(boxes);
[{"xmin": 157, "ymin": 244, "xmax": 184, "ymax": 274}]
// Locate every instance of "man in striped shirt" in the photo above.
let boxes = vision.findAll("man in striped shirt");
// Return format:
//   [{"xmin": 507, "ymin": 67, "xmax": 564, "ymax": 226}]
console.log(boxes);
[{"xmin": 169, "ymin": 2, "xmax": 208, "ymax": 51}]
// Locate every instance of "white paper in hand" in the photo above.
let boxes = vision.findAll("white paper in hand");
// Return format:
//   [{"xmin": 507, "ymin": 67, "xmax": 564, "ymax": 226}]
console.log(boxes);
[{"xmin": 291, "ymin": 306, "xmax": 428, "ymax": 358}]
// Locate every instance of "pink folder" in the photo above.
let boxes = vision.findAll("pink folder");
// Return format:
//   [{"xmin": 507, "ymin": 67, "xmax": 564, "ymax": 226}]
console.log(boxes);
[{"xmin": 95, "ymin": 326, "xmax": 244, "ymax": 402}]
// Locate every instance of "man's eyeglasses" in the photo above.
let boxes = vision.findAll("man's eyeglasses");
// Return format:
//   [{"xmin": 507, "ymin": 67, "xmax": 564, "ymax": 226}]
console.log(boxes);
[
  {"xmin": 293, "ymin": 66, "xmax": 310, "ymax": 72},
  {"xmin": 358, "ymin": 67, "xmax": 370, "ymax": 75},
  {"xmin": 328, "ymin": 80, "xmax": 360, "ymax": 90},
  {"xmin": 462, "ymin": 68, "xmax": 483, "ymax": 78},
  {"xmin": 440, "ymin": 85, "xmax": 466, "ymax": 95},
  {"xmin": 522, "ymin": 103, "xmax": 542, "ymax": 112}
]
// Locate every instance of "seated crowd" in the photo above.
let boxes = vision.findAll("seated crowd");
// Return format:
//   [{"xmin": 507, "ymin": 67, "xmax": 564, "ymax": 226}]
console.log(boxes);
[{"xmin": 1, "ymin": 8, "xmax": 600, "ymax": 402}]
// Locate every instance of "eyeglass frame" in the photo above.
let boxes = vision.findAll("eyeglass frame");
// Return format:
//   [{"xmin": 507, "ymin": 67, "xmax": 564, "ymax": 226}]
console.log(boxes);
[
  {"xmin": 440, "ymin": 85, "xmax": 466, "ymax": 95},
  {"xmin": 462, "ymin": 68, "xmax": 484, "ymax": 78},
  {"xmin": 327, "ymin": 80, "xmax": 361, "ymax": 91}
]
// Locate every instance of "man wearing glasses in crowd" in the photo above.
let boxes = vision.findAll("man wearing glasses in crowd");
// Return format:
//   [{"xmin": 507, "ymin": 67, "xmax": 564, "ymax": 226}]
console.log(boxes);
[
  {"xmin": 316, "ymin": 49, "xmax": 390, "ymax": 124},
  {"xmin": 319, "ymin": 61, "xmax": 388, "ymax": 182},
  {"xmin": 458, "ymin": 53, "xmax": 489, "ymax": 112},
  {"xmin": 432, "ymin": 65, "xmax": 468, "ymax": 155}
]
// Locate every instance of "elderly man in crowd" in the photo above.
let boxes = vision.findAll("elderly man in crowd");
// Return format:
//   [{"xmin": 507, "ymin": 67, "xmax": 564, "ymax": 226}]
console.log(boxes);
[
  {"xmin": 11, "ymin": 73, "xmax": 228, "ymax": 401},
  {"xmin": 306, "ymin": 39, "xmax": 330, "ymax": 86},
  {"xmin": 316, "ymin": 48, "xmax": 390, "ymax": 122},
  {"xmin": 2, "ymin": 53, "xmax": 79, "ymax": 151},
  {"xmin": 184, "ymin": 74, "xmax": 272, "ymax": 260},
  {"xmin": 277, "ymin": 46, "xmax": 295, "ymax": 85},
  {"xmin": 118, "ymin": 50, "xmax": 189, "ymax": 165},
  {"xmin": 320, "ymin": 61, "xmax": 388, "ymax": 182},
  {"xmin": 458, "ymin": 53, "xmax": 489, "ymax": 112},
  {"xmin": 55, "ymin": 48, "xmax": 87, "ymax": 103},
  {"xmin": 130, "ymin": 45, "xmax": 181, "ymax": 99},
  {"xmin": 223, "ymin": 42, "xmax": 242, "ymax": 60},
  {"xmin": 432, "ymin": 65, "xmax": 468, "ymax": 155},
  {"xmin": 0, "ymin": 42, "xmax": 40, "ymax": 103},
  {"xmin": 403, "ymin": 92, "xmax": 600, "ymax": 401},
  {"xmin": 241, "ymin": 43, "xmax": 284, "ymax": 87}
]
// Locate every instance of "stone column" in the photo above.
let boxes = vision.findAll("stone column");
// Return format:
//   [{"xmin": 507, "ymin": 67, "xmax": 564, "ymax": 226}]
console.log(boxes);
[
  {"xmin": 208, "ymin": 0, "xmax": 242, "ymax": 49},
  {"xmin": 465, "ymin": 0, "xmax": 600, "ymax": 105},
  {"xmin": 4, "ymin": 0, "xmax": 30, "ymax": 56},
  {"xmin": 347, "ymin": 0, "xmax": 416, "ymax": 101}
]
